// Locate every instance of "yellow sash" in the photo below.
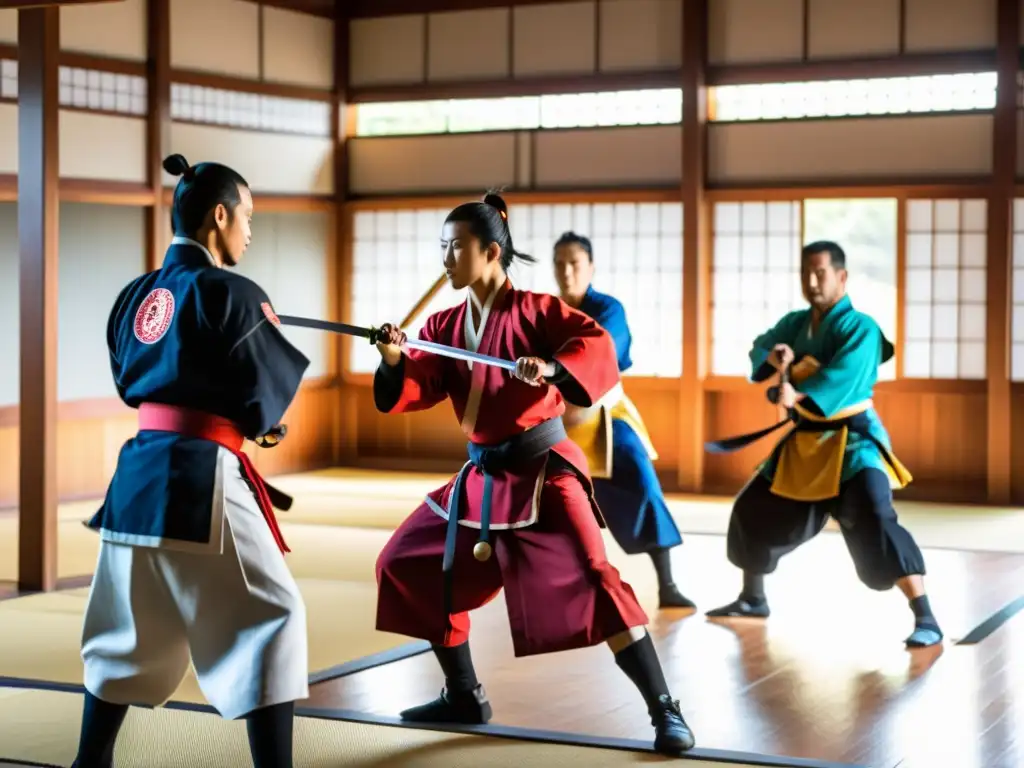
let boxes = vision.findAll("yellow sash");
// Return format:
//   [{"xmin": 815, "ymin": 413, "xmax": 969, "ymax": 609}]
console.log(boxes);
[
  {"xmin": 770, "ymin": 399, "xmax": 913, "ymax": 502},
  {"xmin": 564, "ymin": 384, "xmax": 657, "ymax": 479}
]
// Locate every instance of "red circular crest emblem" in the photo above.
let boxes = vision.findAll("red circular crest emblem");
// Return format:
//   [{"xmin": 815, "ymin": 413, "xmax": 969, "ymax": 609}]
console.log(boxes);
[
  {"xmin": 261, "ymin": 302, "xmax": 281, "ymax": 328},
  {"xmin": 133, "ymin": 288, "xmax": 175, "ymax": 344}
]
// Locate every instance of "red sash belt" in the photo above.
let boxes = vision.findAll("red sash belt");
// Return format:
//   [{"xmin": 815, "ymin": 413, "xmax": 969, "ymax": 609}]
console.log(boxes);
[{"xmin": 137, "ymin": 403, "xmax": 289, "ymax": 554}]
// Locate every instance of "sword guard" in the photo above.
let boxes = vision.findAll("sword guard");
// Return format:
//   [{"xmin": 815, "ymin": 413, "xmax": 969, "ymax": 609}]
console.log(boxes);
[{"xmin": 368, "ymin": 326, "xmax": 385, "ymax": 344}]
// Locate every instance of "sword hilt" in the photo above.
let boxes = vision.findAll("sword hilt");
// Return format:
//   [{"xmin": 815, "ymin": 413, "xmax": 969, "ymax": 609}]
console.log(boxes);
[{"xmin": 367, "ymin": 326, "xmax": 387, "ymax": 345}]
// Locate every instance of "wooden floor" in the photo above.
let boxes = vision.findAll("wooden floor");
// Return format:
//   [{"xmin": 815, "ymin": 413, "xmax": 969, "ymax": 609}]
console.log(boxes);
[
  {"xmin": 302, "ymin": 532, "xmax": 1024, "ymax": 768},
  {"xmin": 1, "ymin": 485, "xmax": 1022, "ymax": 768}
]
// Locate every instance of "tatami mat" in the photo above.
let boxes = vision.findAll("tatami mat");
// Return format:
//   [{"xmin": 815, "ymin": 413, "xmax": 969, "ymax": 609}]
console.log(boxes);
[
  {"xmin": 0, "ymin": 518, "xmax": 394, "ymax": 583},
  {"xmin": 0, "ymin": 687, "xmax": 850, "ymax": 768},
  {"xmin": 223, "ymin": 468, "xmax": 1024, "ymax": 554},
  {"xmin": 2, "ymin": 468, "xmax": 1023, "ymax": 589},
  {"xmin": 0, "ymin": 578, "xmax": 423, "ymax": 702}
]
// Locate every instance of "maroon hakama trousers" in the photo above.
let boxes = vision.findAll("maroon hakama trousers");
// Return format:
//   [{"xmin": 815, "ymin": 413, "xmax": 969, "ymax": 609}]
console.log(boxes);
[{"xmin": 375, "ymin": 464, "xmax": 650, "ymax": 657}]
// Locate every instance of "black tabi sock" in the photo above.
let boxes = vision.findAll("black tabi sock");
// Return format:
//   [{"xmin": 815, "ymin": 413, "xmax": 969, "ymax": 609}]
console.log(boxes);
[
  {"xmin": 741, "ymin": 571, "xmax": 766, "ymax": 604},
  {"xmin": 614, "ymin": 634, "xmax": 671, "ymax": 712},
  {"xmin": 909, "ymin": 595, "xmax": 938, "ymax": 627},
  {"xmin": 649, "ymin": 548, "xmax": 677, "ymax": 590},
  {"xmin": 72, "ymin": 691, "xmax": 129, "ymax": 768},
  {"xmin": 433, "ymin": 642, "xmax": 480, "ymax": 693},
  {"xmin": 246, "ymin": 701, "xmax": 295, "ymax": 768}
]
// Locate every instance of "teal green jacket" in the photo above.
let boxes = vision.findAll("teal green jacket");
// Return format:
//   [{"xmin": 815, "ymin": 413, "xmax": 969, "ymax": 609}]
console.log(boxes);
[{"xmin": 749, "ymin": 295, "xmax": 896, "ymax": 485}]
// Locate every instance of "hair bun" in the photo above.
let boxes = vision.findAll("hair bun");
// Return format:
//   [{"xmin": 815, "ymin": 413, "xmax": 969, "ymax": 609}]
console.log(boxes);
[
  {"xmin": 483, "ymin": 192, "xmax": 508, "ymax": 221},
  {"xmin": 162, "ymin": 153, "xmax": 193, "ymax": 180}
]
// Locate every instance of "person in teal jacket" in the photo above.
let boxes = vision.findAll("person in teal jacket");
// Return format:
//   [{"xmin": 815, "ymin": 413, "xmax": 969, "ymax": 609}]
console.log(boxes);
[{"xmin": 705, "ymin": 241, "xmax": 942, "ymax": 648}]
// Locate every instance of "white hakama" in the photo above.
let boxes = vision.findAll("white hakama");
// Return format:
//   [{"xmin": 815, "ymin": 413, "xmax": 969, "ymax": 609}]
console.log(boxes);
[{"xmin": 80, "ymin": 447, "xmax": 308, "ymax": 720}]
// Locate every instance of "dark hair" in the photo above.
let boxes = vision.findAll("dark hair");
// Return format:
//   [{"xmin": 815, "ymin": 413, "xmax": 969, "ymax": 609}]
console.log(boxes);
[
  {"xmin": 444, "ymin": 192, "xmax": 535, "ymax": 271},
  {"xmin": 802, "ymin": 240, "xmax": 846, "ymax": 270},
  {"xmin": 553, "ymin": 231, "xmax": 593, "ymax": 262},
  {"xmin": 162, "ymin": 153, "xmax": 249, "ymax": 239}
]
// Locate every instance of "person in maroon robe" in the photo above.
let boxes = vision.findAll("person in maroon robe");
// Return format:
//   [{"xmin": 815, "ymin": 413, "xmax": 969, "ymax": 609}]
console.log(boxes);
[{"xmin": 371, "ymin": 193, "xmax": 695, "ymax": 756}]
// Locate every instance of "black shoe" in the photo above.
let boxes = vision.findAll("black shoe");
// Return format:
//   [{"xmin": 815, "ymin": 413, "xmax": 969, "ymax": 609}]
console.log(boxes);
[
  {"xmin": 650, "ymin": 694, "xmax": 696, "ymax": 754},
  {"xmin": 658, "ymin": 583, "xmax": 697, "ymax": 609},
  {"xmin": 705, "ymin": 597, "xmax": 770, "ymax": 618},
  {"xmin": 399, "ymin": 684, "xmax": 492, "ymax": 724}
]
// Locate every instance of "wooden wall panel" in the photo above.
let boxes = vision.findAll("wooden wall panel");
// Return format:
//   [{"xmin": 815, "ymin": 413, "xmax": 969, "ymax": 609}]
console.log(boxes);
[
  {"xmin": 533, "ymin": 125, "xmax": 683, "ymax": 188},
  {"xmin": 0, "ymin": 202, "xmax": 15, "ymax": 409},
  {"xmin": 428, "ymin": 8, "xmax": 510, "ymax": 82},
  {"xmin": 904, "ymin": 0, "xmax": 997, "ymax": 53},
  {"xmin": 708, "ymin": 116, "xmax": 993, "ymax": 185},
  {"xmin": 348, "ymin": 14, "xmax": 425, "ymax": 87},
  {"xmin": 165, "ymin": 122, "xmax": 334, "ymax": 195},
  {"xmin": 352, "ymin": 384, "xmax": 466, "ymax": 463},
  {"xmin": 1017, "ymin": 111, "xmax": 1024, "ymax": 178},
  {"xmin": 170, "ymin": 0, "xmax": 260, "ymax": 78},
  {"xmin": 0, "ymin": 103, "xmax": 16, "ymax": 174},
  {"xmin": 512, "ymin": 2, "xmax": 596, "ymax": 77},
  {"xmin": 707, "ymin": 0, "xmax": 804, "ymax": 65},
  {"xmin": 806, "ymin": 0, "xmax": 900, "ymax": 59},
  {"xmin": 262, "ymin": 6, "xmax": 334, "ymax": 90},
  {"xmin": 0, "ymin": 383, "xmax": 340, "ymax": 510},
  {"xmin": 57, "ymin": 203, "xmax": 147, "ymax": 403},
  {"xmin": 599, "ymin": 0, "xmax": 682, "ymax": 73},
  {"xmin": 348, "ymin": 132, "xmax": 516, "ymax": 195},
  {"xmin": 59, "ymin": 111, "xmax": 147, "ymax": 183},
  {"xmin": 60, "ymin": 0, "xmax": 146, "ymax": 61},
  {"xmin": 702, "ymin": 387, "xmax": 988, "ymax": 501},
  {"xmin": 0, "ymin": 10, "xmax": 15, "ymax": 45}
]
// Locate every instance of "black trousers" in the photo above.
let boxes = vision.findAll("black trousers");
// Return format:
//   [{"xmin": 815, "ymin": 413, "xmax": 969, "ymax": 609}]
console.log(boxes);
[{"xmin": 726, "ymin": 468, "xmax": 926, "ymax": 591}]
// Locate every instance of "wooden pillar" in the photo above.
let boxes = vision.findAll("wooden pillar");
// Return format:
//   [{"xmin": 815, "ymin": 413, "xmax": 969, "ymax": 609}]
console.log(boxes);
[
  {"xmin": 145, "ymin": 0, "xmax": 170, "ymax": 272},
  {"xmin": 17, "ymin": 6, "xmax": 60, "ymax": 592},
  {"xmin": 334, "ymin": 5, "xmax": 357, "ymax": 464},
  {"xmin": 677, "ymin": 0, "xmax": 709, "ymax": 492},
  {"xmin": 985, "ymin": 0, "xmax": 1017, "ymax": 504}
]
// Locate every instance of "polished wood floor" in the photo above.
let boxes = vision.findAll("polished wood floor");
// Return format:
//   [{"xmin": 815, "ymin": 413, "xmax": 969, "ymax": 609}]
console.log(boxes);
[{"xmin": 302, "ymin": 532, "xmax": 1024, "ymax": 768}]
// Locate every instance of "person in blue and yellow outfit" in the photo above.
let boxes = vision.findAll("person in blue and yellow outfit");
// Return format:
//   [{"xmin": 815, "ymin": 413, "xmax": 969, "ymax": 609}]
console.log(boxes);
[
  {"xmin": 704, "ymin": 241, "xmax": 942, "ymax": 648},
  {"xmin": 553, "ymin": 232, "xmax": 693, "ymax": 610}
]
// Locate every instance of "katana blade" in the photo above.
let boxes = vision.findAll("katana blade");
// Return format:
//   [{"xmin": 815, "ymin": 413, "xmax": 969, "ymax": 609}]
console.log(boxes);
[
  {"xmin": 276, "ymin": 315, "xmax": 518, "ymax": 372},
  {"xmin": 404, "ymin": 337, "xmax": 517, "ymax": 372}
]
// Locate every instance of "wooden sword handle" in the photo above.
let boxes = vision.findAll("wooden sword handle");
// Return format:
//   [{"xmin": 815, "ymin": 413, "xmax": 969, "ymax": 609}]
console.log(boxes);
[{"xmin": 400, "ymin": 272, "xmax": 449, "ymax": 329}]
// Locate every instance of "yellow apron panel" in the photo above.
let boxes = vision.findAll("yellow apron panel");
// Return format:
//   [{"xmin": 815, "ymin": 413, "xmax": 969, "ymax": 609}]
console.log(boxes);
[
  {"xmin": 768, "ymin": 399, "xmax": 913, "ymax": 502},
  {"xmin": 565, "ymin": 406, "xmax": 613, "ymax": 479},
  {"xmin": 563, "ymin": 390, "xmax": 659, "ymax": 479}
]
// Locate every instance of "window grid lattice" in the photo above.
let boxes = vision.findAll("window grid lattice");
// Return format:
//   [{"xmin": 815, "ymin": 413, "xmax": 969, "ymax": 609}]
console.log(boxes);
[
  {"xmin": 355, "ymin": 89, "xmax": 682, "ymax": 137},
  {"xmin": 904, "ymin": 199, "xmax": 987, "ymax": 380},
  {"xmin": 711, "ymin": 201, "xmax": 803, "ymax": 377},
  {"xmin": 1, "ymin": 59, "xmax": 147, "ymax": 116},
  {"xmin": 712, "ymin": 72, "xmax": 996, "ymax": 122},
  {"xmin": 1009, "ymin": 199, "xmax": 1024, "ymax": 381},
  {"xmin": 171, "ymin": 83, "xmax": 332, "ymax": 137},
  {"xmin": 348, "ymin": 203, "xmax": 684, "ymax": 378}
]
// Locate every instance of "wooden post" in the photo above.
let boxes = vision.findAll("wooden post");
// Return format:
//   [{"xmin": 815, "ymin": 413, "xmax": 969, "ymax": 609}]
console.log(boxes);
[
  {"xmin": 334, "ymin": 4, "xmax": 357, "ymax": 464},
  {"xmin": 985, "ymin": 0, "xmax": 1017, "ymax": 504},
  {"xmin": 145, "ymin": 0, "xmax": 170, "ymax": 272},
  {"xmin": 677, "ymin": 0, "xmax": 709, "ymax": 492},
  {"xmin": 17, "ymin": 5, "xmax": 60, "ymax": 592}
]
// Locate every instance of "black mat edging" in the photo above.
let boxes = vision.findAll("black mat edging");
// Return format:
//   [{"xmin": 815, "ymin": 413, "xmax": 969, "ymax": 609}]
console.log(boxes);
[
  {"xmin": 0, "ymin": 639, "xmax": 428, "ymax": 704},
  {"xmin": 0, "ymin": 760, "xmax": 64, "ymax": 768},
  {"xmin": 307, "ymin": 639, "xmax": 431, "ymax": 684},
  {"xmin": 955, "ymin": 595, "xmax": 1024, "ymax": 645},
  {"xmin": 0, "ymin": 677, "xmax": 865, "ymax": 767},
  {"xmin": 294, "ymin": 703, "xmax": 868, "ymax": 768}
]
